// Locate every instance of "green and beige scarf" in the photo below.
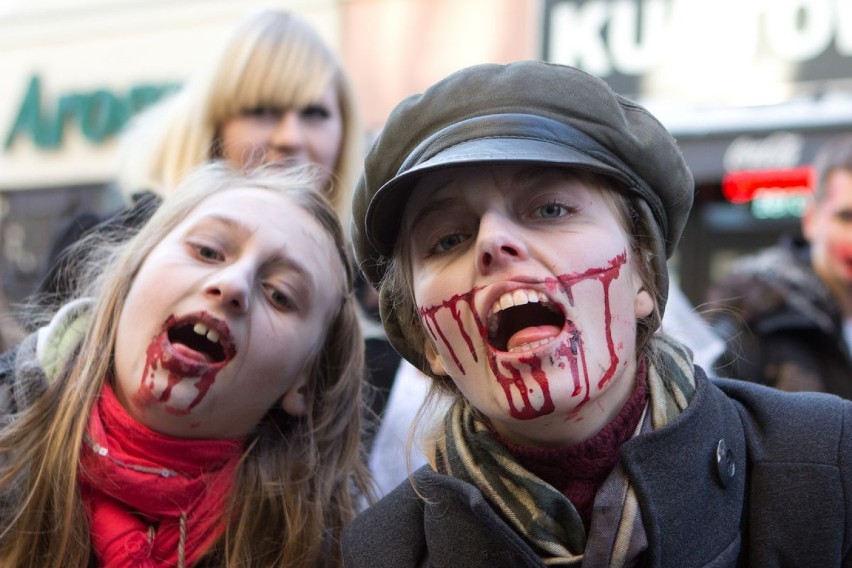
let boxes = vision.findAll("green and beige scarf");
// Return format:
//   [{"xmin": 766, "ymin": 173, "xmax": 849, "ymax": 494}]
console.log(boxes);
[{"xmin": 435, "ymin": 335, "xmax": 697, "ymax": 566}]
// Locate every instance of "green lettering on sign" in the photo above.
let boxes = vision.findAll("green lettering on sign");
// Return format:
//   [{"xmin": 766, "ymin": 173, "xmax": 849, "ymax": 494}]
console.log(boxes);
[
  {"xmin": 4, "ymin": 75, "xmax": 44, "ymax": 148},
  {"xmin": 4, "ymin": 74, "xmax": 179, "ymax": 151}
]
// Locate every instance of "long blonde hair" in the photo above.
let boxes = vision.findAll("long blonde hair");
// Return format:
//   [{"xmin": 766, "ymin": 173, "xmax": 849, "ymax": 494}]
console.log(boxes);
[
  {"xmin": 0, "ymin": 162, "xmax": 371, "ymax": 567},
  {"xmin": 117, "ymin": 9, "xmax": 362, "ymax": 223}
]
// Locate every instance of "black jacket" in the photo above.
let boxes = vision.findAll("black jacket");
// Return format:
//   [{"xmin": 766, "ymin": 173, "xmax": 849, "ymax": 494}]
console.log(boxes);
[
  {"xmin": 706, "ymin": 238, "xmax": 852, "ymax": 399},
  {"xmin": 343, "ymin": 370, "xmax": 852, "ymax": 567}
]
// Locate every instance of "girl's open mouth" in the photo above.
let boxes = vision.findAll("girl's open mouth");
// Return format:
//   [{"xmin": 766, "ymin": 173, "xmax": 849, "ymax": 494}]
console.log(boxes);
[
  {"xmin": 157, "ymin": 313, "xmax": 236, "ymax": 374},
  {"xmin": 486, "ymin": 289, "xmax": 566, "ymax": 353}
]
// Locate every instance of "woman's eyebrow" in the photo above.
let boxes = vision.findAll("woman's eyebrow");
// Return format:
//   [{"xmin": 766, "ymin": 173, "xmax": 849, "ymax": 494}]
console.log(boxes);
[
  {"xmin": 408, "ymin": 198, "xmax": 456, "ymax": 233},
  {"xmin": 196, "ymin": 214, "xmax": 252, "ymax": 238},
  {"xmin": 407, "ymin": 179, "xmax": 458, "ymax": 232},
  {"xmin": 263, "ymin": 254, "xmax": 314, "ymax": 296},
  {"xmin": 510, "ymin": 166, "xmax": 561, "ymax": 188},
  {"xmin": 195, "ymin": 214, "xmax": 316, "ymax": 295}
]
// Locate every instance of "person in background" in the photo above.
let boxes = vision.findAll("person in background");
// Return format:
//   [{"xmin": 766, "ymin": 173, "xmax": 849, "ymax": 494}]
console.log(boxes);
[
  {"xmin": 342, "ymin": 60, "xmax": 852, "ymax": 566},
  {"xmin": 39, "ymin": 7, "xmax": 363, "ymax": 301},
  {"xmin": 706, "ymin": 134, "xmax": 852, "ymax": 399},
  {"xmin": 0, "ymin": 163, "xmax": 371, "ymax": 567}
]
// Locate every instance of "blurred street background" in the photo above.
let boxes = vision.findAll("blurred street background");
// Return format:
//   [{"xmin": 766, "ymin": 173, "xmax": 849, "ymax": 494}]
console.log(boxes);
[{"xmin": 1, "ymin": 0, "xmax": 851, "ymax": 319}]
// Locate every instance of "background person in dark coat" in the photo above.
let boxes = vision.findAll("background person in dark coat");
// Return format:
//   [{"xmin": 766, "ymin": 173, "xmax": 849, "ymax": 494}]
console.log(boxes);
[
  {"xmin": 706, "ymin": 134, "xmax": 852, "ymax": 399},
  {"xmin": 343, "ymin": 60, "xmax": 852, "ymax": 567}
]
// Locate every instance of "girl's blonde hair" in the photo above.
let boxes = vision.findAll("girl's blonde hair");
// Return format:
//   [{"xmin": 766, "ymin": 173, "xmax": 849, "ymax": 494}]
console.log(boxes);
[
  {"xmin": 0, "ymin": 162, "xmax": 371, "ymax": 567},
  {"xmin": 117, "ymin": 9, "xmax": 362, "ymax": 223}
]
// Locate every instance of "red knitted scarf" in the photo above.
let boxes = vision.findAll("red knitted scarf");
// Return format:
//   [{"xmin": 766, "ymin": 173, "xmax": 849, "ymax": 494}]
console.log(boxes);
[
  {"xmin": 78, "ymin": 383, "xmax": 243, "ymax": 567},
  {"xmin": 499, "ymin": 361, "xmax": 648, "ymax": 529}
]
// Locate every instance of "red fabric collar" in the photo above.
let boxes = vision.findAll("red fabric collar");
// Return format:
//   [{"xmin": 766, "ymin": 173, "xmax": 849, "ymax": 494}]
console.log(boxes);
[{"xmin": 79, "ymin": 383, "xmax": 243, "ymax": 567}]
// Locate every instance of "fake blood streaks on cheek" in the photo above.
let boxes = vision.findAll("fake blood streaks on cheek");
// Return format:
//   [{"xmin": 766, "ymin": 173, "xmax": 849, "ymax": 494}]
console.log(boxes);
[{"xmin": 419, "ymin": 252, "xmax": 627, "ymax": 421}]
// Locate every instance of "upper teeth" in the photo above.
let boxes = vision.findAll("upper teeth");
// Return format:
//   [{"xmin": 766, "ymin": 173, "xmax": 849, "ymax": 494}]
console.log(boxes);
[
  {"xmin": 193, "ymin": 322, "xmax": 220, "ymax": 343},
  {"xmin": 490, "ymin": 289, "xmax": 545, "ymax": 314}
]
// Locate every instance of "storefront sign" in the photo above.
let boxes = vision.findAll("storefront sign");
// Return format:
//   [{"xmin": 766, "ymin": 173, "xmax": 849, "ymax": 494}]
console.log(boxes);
[
  {"xmin": 722, "ymin": 166, "xmax": 813, "ymax": 203},
  {"xmin": 722, "ymin": 166, "xmax": 813, "ymax": 218},
  {"xmin": 543, "ymin": 0, "xmax": 852, "ymax": 101},
  {"xmin": 723, "ymin": 131, "xmax": 806, "ymax": 172},
  {"xmin": 4, "ymin": 75, "xmax": 178, "ymax": 150}
]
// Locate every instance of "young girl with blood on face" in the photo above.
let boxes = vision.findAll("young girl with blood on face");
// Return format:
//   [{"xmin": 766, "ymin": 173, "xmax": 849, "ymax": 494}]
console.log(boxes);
[
  {"xmin": 343, "ymin": 61, "xmax": 852, "ymax": 567},
  {"xmin": 0, "ymin": 162, "xmax": 371, "ymax": 567}
]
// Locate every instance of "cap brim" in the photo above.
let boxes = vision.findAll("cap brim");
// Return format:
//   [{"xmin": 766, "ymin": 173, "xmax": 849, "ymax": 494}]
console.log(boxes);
[{"xmin": 365, "ymin": 135, "xmax": 633, "ymax": 255}]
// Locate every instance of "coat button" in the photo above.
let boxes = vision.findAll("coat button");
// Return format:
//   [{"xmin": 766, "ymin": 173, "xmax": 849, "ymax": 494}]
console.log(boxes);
[{"xmin": 716, "ymin": 439, "xmax": 735, "ymax": 487}]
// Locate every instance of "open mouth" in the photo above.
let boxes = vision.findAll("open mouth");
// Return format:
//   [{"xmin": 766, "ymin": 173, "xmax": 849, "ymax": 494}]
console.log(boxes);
[
  {"xmin": 166, "ymin": 316, "xmax": 233, "ymax": 364},
  {"xmin": 487, "ymin": 289, "xmax": 565, "ymax": 353}
]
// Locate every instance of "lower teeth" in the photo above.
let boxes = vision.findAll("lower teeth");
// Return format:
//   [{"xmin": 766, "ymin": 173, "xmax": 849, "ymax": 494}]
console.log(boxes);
[{"xmin": 508, "ymin": 338, "xmax": 551, "ymax": 353}]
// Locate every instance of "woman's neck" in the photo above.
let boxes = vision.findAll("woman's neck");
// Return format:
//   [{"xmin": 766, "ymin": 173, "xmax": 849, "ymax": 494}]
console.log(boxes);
[{"xmin": 490, "ymin": 355, "xmax": 643, "ymax": 448}]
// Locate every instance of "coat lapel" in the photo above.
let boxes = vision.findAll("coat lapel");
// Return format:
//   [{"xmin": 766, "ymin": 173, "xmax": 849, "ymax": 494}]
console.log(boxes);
[{"xmin": 620, "ymin": 369, "xmax": 747, "ymax": 567}]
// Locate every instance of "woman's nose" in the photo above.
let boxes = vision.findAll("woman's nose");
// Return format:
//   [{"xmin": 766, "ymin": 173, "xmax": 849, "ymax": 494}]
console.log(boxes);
[
  {"xmin": 269, "ymin": 111, "xmax": 305, "ymax": 152},
  {"xmin": 205, "ymin": 267, "xmax": 251, "ymax": 313},
  {"xmin": 475, "ymin": 213, "xmax": 528, "ymax": 274}
]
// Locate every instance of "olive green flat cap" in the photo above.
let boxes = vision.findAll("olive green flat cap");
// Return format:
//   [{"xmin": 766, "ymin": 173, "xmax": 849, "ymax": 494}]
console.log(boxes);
[{"xmin": 351, "ymin": 60, "xmax": 694, "ymax": 368}]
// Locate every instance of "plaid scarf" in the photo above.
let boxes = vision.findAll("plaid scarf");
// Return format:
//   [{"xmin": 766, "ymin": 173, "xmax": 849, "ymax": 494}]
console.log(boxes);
[{"xmin": 435, "ymin": 335, "xmax": 696, "ymax": 566}]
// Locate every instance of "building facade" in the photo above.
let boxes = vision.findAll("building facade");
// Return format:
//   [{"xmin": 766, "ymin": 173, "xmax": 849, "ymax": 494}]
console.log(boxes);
[{"xmin": 1, "ymin": 0, "xmax": 851, "ymax": 307}]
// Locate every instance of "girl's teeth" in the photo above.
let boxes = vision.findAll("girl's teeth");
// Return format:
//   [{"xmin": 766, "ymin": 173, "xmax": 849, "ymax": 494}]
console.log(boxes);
[
  {"xmin": 508, "ymin": 337, "xmax": 552, "ymax": 353},
  {"xmin": 491, "ymin": 289, "xmax": 545, "ymax": 314},
  {"xmin": 192, "ymin": 322, "xmax": 220, "ymax": 343}
]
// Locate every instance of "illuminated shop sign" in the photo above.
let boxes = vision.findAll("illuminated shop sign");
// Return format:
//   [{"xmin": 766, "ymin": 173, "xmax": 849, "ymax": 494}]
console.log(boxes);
[
  {"xmin": 543, "ymin": 0, "xmax": 852, "ymax": 100},
  {"xmin": 722, "ymin": 167, "xmax": 813, "ymax": 218},
  {"xmin": 4, "ymin": 74, "xmax": 178, "ymax": 150},
  {"xmin": 719, "ymin": 132, "xmax": 813, "ymax": 218}
]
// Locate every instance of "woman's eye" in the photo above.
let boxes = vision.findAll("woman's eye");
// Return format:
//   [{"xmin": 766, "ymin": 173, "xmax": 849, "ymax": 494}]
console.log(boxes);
[
  {"xmin": 430, "ymin": 233, "xmax": 467, "ymax": 255},
  {"xmin": 301, "ymin": 104, "xmax": 331, "ymax": 120},
  {"xmin": 836, "ymin": 209, "xmax": 852, "ymax": 223},
  {"xmin": 193, "ymin": 243, "xmax": 223, "ymax": 261},
  {"xmin": 534, "ymin": 202, "xmax": 570, "ymax": 219},
  {"xmin": 243, "ymin": 105, "xmax": 282, "ymax": 119},
  {"xmin": 264, "ymin": 284, "xmax": 295, "ymax": 310}
]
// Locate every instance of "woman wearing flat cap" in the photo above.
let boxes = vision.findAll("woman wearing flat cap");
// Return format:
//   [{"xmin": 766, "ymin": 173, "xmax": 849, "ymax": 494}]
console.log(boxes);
[{"xmin": 343, "ymin": 61, "xmax": 852, "ymax": 567}]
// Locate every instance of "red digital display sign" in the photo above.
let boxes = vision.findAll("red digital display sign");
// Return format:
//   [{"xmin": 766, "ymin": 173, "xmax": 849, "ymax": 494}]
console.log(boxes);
[{"xmin": 721, "ymin": 166, "xmax": 814, "ymax": 204}]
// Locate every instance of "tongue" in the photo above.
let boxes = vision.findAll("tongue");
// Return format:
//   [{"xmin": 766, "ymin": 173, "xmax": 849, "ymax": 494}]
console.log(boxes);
[
  {"xmin": 171, "ymin": 343, "xmax": 212, "ymax": 363},
  {"xmin": 506, "ymin": 325, "xmax": 562, "ymax": 351}
]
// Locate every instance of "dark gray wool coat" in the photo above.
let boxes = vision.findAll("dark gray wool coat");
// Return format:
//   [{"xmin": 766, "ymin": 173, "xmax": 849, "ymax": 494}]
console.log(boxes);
[{"xmin": 343, "ymin": 368, "xmax": 852, "ymax": 568}]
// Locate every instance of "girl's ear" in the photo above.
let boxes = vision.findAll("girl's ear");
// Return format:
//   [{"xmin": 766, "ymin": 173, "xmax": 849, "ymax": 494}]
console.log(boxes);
[
  {"xmin": 635, "ymin": 288, "xmax": 654, "ymax": 319},
  {"xmin": 281, "ymin": 382, "xmax": 307, "ymax": 417},
  {"xmin": 423, "ymin": 338, "xmax": 448, "ymax": 376}
]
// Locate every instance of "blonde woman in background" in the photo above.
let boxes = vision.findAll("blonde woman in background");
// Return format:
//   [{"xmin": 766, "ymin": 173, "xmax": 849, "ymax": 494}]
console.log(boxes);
[{"xmin": 40, "ymin": 8, "xmax": 363, "ymax": 298}]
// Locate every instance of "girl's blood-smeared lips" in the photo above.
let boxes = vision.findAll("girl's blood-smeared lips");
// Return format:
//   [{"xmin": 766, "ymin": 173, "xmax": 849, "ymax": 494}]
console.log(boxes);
[
  {"xmin": 156, "ymin": 313, "xmax": 236, "ymax": 376},
  {"xmin": 138, "ymin": 312, "xmax": 237, "ymax": 415}
]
